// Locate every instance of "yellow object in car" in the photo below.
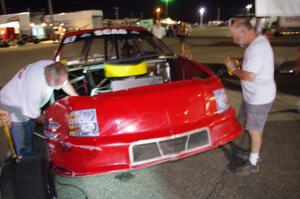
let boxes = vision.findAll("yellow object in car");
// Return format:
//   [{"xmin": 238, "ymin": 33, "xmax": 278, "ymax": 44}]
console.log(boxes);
[{"xmin": 104, "ymin": 59, "xmax": 147, "ymax": 78}]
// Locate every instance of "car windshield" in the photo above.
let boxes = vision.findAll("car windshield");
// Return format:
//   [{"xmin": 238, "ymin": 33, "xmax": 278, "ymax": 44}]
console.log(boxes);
[{"xmin": 56, "ymin": 28, "xmax": 173, "ymax": 66}]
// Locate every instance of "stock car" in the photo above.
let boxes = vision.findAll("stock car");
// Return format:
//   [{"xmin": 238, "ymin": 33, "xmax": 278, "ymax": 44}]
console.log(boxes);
[{"xmin": 44, "ymin": 27, "xmax": 242, "ymax": 176}]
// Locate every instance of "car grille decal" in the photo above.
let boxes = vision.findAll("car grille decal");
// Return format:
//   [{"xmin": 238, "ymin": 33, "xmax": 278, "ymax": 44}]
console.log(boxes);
[{"xmin": 130, "ymin": 128, "xmax": 211, "ymax": 166}]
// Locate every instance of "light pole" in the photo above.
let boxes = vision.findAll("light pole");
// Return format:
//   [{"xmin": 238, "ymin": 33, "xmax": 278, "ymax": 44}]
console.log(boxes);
[
  {"xmin": 161, "ymin": 0, "xmax": 173, "ymax": 18},
  {"xmin": 1, "ymin": 0, "xmax": 7, "ymax": 14},
  {"xmin": 156, "ymin": 7, "xmax": 161, "ymax": 21},
  {"xmin": 47, "ymin": 0, "xmax": 54, "ymax": 23},
  {"xmin": 246, "ymin": 4, "xmax": 252, "ymax": 16},
  {"xmin": 199, "ymin": 7, "xmax": 205, "ymax": 28},
  {"xmin": 113, "ymin": 7, "xmax": 120, "ymax": 20}
]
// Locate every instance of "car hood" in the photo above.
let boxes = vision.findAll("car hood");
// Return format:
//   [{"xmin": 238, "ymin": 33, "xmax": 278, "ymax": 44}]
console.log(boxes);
[{"xmin": 45, "ymin": 78, "xmax": 220, "ymax": 140}]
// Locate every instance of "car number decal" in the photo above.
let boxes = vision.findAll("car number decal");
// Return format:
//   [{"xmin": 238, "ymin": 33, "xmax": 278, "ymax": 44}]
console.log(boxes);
[{"xmin": 94, "ymin": 29, "xmax": 128, "ymax": 36}]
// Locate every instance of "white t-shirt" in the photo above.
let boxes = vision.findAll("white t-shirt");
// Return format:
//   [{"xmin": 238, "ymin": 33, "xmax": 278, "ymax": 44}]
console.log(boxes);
[
  {"xmin": 0, "ymin": 60, "xmax": 55, "ymax": 122},
  {"xmin": 152, "ymin": 25, "xmax": 166, "ymax": 39},
  {"xmin": 241, "ymin": 35, "xmax": 276, "ymax": 105}
]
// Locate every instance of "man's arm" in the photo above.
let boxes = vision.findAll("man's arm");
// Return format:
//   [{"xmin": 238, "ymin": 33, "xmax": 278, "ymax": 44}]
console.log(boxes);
[
  {"xmin": 224, "ymin": 56, "xmax": 255, "ymax": 81},
  {"xmin": 62, "ymin": 83, "xmax": 79, "ymax": 96},
  {"xmin": 162, "ymin": 27, "xmax": 166, "ymax": 37},
  {"xmin": 37, "ymin": 83, "xmax": 78, "ymax": 125},
  {"xmin": 232, "ymin": 68, "xmax": 255, "ymax": 81}
]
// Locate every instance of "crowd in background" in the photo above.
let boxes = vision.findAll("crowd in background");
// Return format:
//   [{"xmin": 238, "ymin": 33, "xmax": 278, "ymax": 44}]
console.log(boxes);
[{"xmin": 152, "ymin": 20, "xmax": 192, "ymax": 57}]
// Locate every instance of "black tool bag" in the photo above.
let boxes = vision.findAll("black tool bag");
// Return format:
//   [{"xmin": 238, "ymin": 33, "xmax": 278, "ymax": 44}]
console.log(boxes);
[{"xmin": 0, "ymin": 156, "xmax": 56, "ymax": 199}]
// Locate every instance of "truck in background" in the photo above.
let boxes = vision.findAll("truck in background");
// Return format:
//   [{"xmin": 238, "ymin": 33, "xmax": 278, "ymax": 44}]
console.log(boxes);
[
  {"xmin": 271, "ymin": 16, "xmax": 300, "ymax": 36},
  {"xmin": 44, "ymin": 10, "xmax": 103, "ymax": 31}
]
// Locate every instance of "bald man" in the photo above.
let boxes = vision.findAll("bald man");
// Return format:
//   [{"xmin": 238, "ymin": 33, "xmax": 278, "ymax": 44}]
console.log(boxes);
[
  {"xmin": 0, "ymin": 60, "xmax": 78, "ymax": 157},
  {"xmin": 226, "ymin": 20, "xmax": 276, "ymax": 176}
]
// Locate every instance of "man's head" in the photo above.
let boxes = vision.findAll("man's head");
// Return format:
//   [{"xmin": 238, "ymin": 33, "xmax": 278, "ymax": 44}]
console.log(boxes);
[
  {"xmin": 155, "ymin": 20, "xmax": 161, "ymax": 27},
  {"xmin": 230, "ymin": 20, "xmax": 257, "ymax": 47},
  {"xmin": 44, "ymin": 62, "xmax": 68, "ymax": 90}
]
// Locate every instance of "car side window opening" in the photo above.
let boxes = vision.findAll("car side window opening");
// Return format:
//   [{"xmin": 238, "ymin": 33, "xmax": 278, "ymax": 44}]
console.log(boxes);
[
  {"xmin": 106, "ymin": 36, "xmax": 146, "ymax": 60},
  {"xmin": 105, "ymin": 36, "xmax": 118, "ymax": 60},
  {"xmin": 59, "ymin": 40, "xmax": 86, "ymax": 65},
  {"xmin": 87, "ymin": 37, "xmax": 105, "ymax": 62}
]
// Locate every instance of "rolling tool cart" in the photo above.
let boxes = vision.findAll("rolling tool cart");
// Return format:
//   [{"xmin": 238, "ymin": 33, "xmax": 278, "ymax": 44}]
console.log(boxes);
[{"xmin": 0, "ymin": 124, "xmax": 56, "ymax": 199}]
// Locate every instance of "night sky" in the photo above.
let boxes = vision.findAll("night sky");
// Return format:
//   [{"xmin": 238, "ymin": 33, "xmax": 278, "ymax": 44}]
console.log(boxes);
[{"xmin": 3, "ymin": 0, "xmax": 255, "ymax": 22}]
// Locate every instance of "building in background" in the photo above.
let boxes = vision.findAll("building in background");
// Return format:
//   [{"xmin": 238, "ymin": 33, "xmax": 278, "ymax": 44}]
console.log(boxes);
[
  {"xmin": 44, "ymin": 10, "xmax": 103, "ymax": 31},
  {"xmin": 0, "ymin": 12, "xmax": 30, "ymax": 38},
  {"xmin": 0, "ymin": 12, "xmax": 48, "ymax": 42}
]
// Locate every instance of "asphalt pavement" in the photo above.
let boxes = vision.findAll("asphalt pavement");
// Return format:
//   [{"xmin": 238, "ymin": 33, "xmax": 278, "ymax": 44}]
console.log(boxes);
[{"xmin": 0, "ymin": 36, "xmax": 299, "ymax": 199}]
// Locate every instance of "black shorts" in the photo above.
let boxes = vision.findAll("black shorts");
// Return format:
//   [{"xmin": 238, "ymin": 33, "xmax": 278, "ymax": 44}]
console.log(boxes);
[{"xmin": 178, "ymin": 36, "xmax": 187, "ymax": 43}]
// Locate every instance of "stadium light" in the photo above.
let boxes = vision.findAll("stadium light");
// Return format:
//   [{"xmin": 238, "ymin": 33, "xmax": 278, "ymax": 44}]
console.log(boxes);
[
  {"xmin": 246, "ymin": 4, "xmax": 253, "ymax": 16},
  {"xmin": 199, "ymin": 7, "xmax": 205, "ymax": 27},
  {"xmin": 156, "ymin": 7, "xmax": 161, "ymax": 20}
]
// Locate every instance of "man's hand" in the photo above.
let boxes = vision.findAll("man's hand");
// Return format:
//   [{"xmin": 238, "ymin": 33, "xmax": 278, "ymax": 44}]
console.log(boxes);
[
  {"xmin": 0, "ymin": 108, "xmax": 11, "ymax": 127},
  {"xmin": 224, "ymin": 55, "xmax": 240, "ymax": 75},
  {"xmin": 224, "ymin": 56, "xmax": 255, "ymax": 81},
  {"xmin": 35, "ymin": 115, "xmax": 45, "ymax": 125},
  {"xmin": 62, "ymin": 82, "xmax": 79, "ymax": 96}
]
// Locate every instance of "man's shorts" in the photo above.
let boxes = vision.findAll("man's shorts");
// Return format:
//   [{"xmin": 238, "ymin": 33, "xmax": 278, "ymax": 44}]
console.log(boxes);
[{"xmin": 239, "ymin": 100, "xmax": 273, "ymax": 132}]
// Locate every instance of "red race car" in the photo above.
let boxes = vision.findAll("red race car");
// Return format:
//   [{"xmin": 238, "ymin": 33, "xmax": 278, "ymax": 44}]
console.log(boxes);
[{"xmin": 44, "ymin": 27, "xmax": 241, "ymax": 176}]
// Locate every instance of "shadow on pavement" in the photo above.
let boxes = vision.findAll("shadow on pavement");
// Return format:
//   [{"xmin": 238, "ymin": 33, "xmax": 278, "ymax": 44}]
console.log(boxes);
[
  {"xmin": 275, "ymin": 74, "xmax": 300, "ymax": 96},
  {"xmin": 269, "ymin": 109, "xmax": 299, "ymax": 114},
  {"xmin": 219, "ymin": 132, "xmax": 249, "ymax": 172},
  {"xmin": 220, "ymin": 78, "xmax": 242, "ymax": 91}
]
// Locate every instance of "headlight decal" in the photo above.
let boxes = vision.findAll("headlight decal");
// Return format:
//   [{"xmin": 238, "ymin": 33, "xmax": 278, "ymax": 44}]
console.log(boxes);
[
  {"xmin": 213, "ymin": 89, "xmax": 229, "ymax": 113},
  {"xmin": 68, "ymin": 109, "xmax": 99, "ymax": 137}
]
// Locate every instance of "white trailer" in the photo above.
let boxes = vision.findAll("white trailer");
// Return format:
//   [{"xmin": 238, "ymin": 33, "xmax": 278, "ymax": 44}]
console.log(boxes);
[
  {"xmin": 0, "ymin": 12, "xmax": 31, "ymax": 36},
  {"xmin": 256, "ymin": 0, "xmax": 300, "ymax": 17},
  {"xmin": 256, "ymin": 0, "xmax": 300, "ymax": 77},
  {"xmin": 256, "ymin": 0, "xmax": 300, "ymax": 35},
  {"xmin": 44, "ymin": 10, "xmax": 103, "ymax": 30}
]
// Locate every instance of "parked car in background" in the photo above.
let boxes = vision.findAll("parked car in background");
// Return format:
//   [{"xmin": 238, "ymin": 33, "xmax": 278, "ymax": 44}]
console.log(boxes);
[
  {"xmin": 208, "ymin": 20, "xmax": 226, "ymax": 27},
  {"xmin": 0, "ymin": 39, "xmax": 9, "ymax": 47},
  {"xmin": 277, "ymin": 47, "xmax": 300, "ymax": 75}
]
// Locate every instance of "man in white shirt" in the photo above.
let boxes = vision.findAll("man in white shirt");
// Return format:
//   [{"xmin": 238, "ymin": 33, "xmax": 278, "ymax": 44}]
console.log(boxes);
[
  {"xmin": 152, "ymin": 21, "xmax": 166, "ymax": 40},
  {"xmin": 226, "ymin": 20, "xmax": 276, "ymax": 176},
  {"xmin": 0, "ymin": 60, "xmax": 78, "ymax": 157}
]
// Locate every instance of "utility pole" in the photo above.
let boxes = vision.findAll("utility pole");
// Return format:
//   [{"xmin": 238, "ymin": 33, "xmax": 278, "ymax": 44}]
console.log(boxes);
[
  {"xmin": 217, "ymin": 7, "xmax": 221, "ymax": 20},
  {"xmin": 113, "ymin": 7, "xmax": 119, "ymax": 20},
  {"xmin": 140, "ymin": 11, "xmax": 144, "ymax": 19},
  {"xmin": 1, "ymin": 0, "xmax": 7, "ymax": 14},
  {"xmin": 47, "ymin": 0, "xmax": 54, "ymax": 23}
]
